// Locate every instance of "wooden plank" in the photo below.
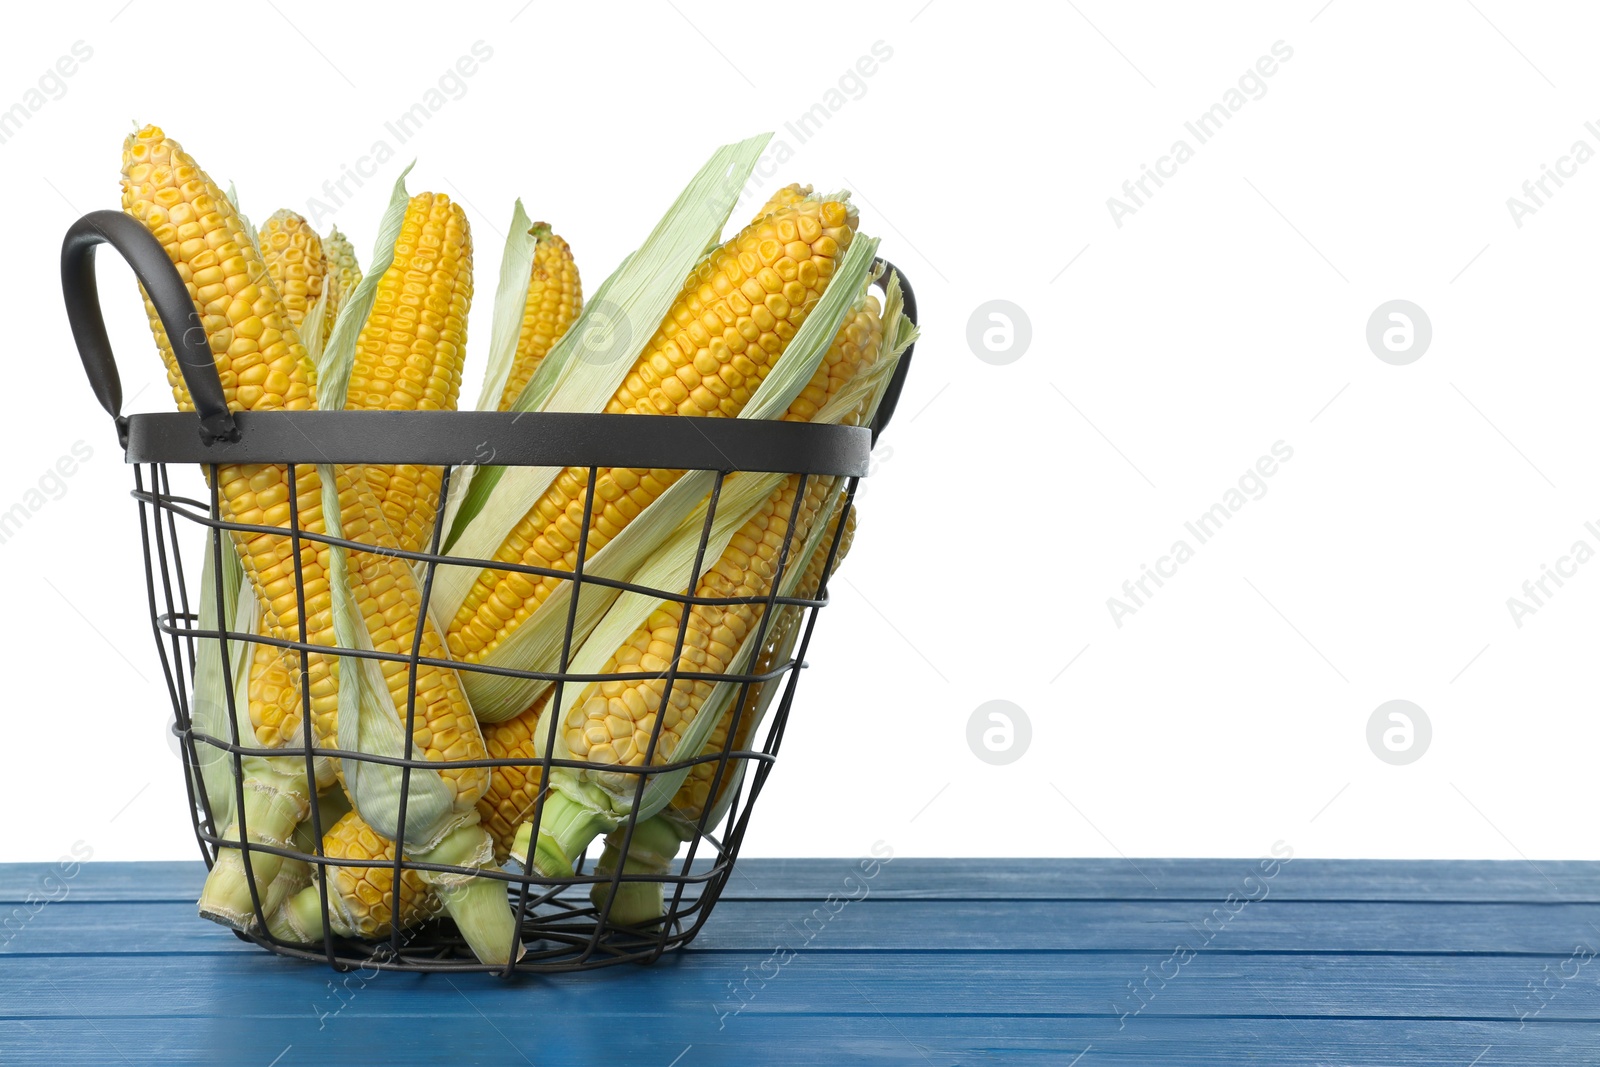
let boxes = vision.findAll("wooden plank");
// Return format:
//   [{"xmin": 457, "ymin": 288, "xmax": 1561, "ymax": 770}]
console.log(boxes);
[
  {"xmin": 698, "ymin": 898, "xmax": 1600, "ymax": 955},
  {"xmin": 0, "ymin": 1011, "xmax": 1588, "ymax": 1065},
  {"xmin": 9, "ymin": 897, "xmax": 1600, "ymax": 956},
  {"xmin": 721, "ymin": 857, "xmax": 1600, "ymax": 902},
  {"xmin": 0, "ymin": 861, "xmax": 203, "ymax": 903},
  {"xmin": 6, "ymin": 858, "xmax": 1600, "ymax": 904},
  {"xmin": 1, "ymin": 951, "xmax": 1593, "ymax": 1021}
]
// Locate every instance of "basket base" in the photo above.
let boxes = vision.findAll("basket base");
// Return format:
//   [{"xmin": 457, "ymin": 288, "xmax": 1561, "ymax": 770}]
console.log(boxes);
[{"xmin": 239, "ymin": 882, "xmax": 712, "ymax": 974}]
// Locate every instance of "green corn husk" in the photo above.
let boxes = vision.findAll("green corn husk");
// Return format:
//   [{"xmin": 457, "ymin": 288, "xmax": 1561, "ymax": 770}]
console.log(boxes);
[
  {"xmin": 254, "ymin": 787, "xmax": 353, "ymax": 927},
  {"xmin": 224, "ymin": 181, "xmax": 261, "ymax": 257},
  {"xmin": 588, "ymin": 814, "xmax": 683, "ymax": 928},
  {"xmin": 189, "ymin": 536, "xmax": 245, "ymax": 836},
  {"xmin": 197, "ymin": 573, "xmax": 333, "ymax": 929},
  {"xmin": 320, "ymin": 465, "xmax": 455, "ymax": 847},
  {"xmin": 298, "ymin": 293, "xmax": 328, "ymax": 365},
  {"xmin": 472, "ymin": 199, "xmax": 542, "ymax": 414}
]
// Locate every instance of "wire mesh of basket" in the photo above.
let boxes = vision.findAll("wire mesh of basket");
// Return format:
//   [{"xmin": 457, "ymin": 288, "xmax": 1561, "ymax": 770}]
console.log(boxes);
[{"xmin": 60, "ymin": 210, "xmax": 916, "ymax": 974}]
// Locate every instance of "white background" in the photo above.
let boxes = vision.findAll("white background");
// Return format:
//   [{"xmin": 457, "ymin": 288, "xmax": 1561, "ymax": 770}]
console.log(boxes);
[{"xmin": 2, "ymin": 0, "xmax": 1594, "ymax": 865}]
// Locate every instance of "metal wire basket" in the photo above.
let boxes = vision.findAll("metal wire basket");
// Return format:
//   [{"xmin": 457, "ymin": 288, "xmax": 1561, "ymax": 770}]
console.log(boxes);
[{"xmin": 60, "ymin": 210, "xmax": 916, "ymax": 974}]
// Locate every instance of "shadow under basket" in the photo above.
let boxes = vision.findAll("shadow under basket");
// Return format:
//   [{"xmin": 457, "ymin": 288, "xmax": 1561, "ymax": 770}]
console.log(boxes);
[{"xmin": 60, "ymin": 210, "xmax": 916, "ymax": 974}]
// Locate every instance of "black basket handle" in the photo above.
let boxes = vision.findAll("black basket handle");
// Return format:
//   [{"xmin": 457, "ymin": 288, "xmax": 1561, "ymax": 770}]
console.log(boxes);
[
  {"xmin": 61, "ymin": 209, "xmax": 915, "ymax": 451},
  {"xmin": 61, "ymin": 210, "xmax": 238, "ymax": 448},
  {"xmin": 867, "ymin": 257, "xmax": 916, "ymax": 444}
]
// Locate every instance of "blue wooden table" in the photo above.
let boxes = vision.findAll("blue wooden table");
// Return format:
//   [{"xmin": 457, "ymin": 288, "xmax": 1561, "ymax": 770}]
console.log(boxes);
[{"xmin": 1, "ymin": 858, "xmax": 1595, "ymax": 1064}]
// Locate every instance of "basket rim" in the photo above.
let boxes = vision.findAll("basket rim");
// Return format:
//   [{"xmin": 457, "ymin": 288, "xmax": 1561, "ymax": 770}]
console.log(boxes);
[
  {"xmin": 62, "ymin": 210, "xmax": 919, "ymax": 460},
  {"xmin": 122, "ymin": 409, "xmax": 872, "ymax": 473}
]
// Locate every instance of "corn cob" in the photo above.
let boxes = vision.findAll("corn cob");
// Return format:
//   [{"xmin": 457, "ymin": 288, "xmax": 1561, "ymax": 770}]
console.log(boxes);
[
  {"xmin": 522, "ymin": 291, "xmax": 885, "ymax": 875},
  {"xmin": 267, "ymin": 810, "xmax": 435, "ymax": 942},
  {"xmin": 346, "ymin": 192, "xmax": 473, "ymax": 555},
  {"xmin": 496, "ymin": 223, "xmax": 582, "ymax": 412},
  {"xmin": 518, "ymin": 474, "xmax": 839, "ymax": 875},
  {"xmin": 573, "ymin": 476, "xmax": 833, "ymax": 771},
  {"xmin": 309, "ymin": 195, "xmax": 475, "ymax": 916},
  {"xmin": 222, "ymin": 195, "xmax": 473, "ymax": 824},
  {"xmin": 751, "ymin": 182, "xmax": 813, "ymax": 223},
  {"xmin": 123, "ymin": 126, "xmax": 322, "ymax": 918},
  {"xmin": 668, "ymin": 500, "xmax": 855, "ymax": 823},
  {"xmin": 213, "ymin": 191, "xmax": 477, "ymax": 874},
  {"xmin": 323, "ymin": 225, "xmax": 362, "ymax": 321},
  {"xmin": 244, "ymin": 619, "xmax": 303, "ymax": 747},
  {"xmin": 122, "ymin": 128, "xmax": 315, "ymax": 414},
  {"xmin": 246, "ymin": 612, "xmax": 336, "ymax": 781},
  {"xmin": 231, "ymin": 194, "xmax": 483, "ymax": 950},
  {"xmin": 478, "ymin": 694, "xmax": 553, "ymax": 863},
  {"xmin": 123, "ymin": 127, "xmax": 513, "ymax": 963},
  {"xmin": 268, "ymin": 802, "xmax": 514, "ymax": 953},
  {"xmin": 593, "ymin": 501, "xmax": 856, "ymax": 925},
  {"xmin": 257, "ymin": 209, "xmax": 329, "ymax": 334},
  {"xmin": 445, "ymin": 196, "xmax": 857, "ymax": 669}
]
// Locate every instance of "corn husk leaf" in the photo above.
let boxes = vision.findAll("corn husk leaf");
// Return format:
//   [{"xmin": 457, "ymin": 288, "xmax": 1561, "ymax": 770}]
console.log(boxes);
[
  {"xmin": 225, "ymin": 182, "xmax": 262, "ymax": 258},
  {"xmin": 434, "ymin": 133, "xmax": 773, "ymax": 578},
  {"xmin": 462, "ymin": 235, "xmax": 880, "ymax": 721},
  {"xmin": 298, "ymin": 293, "xmax": 328, "ymax": 366},
  {"xmin": 471, "ymin": 199, "xmax": 541, "ymax": 414},
  {"xmin": 190, "ymin": 538, "xmax": 246, "ymax": 832},
  {"xmin": 319, "ymin": 464, "xmax": 458, "ymax": 852},
  {"xmin": 315, "ymin": 164, "xmax": 414, "ymax": 411}
]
